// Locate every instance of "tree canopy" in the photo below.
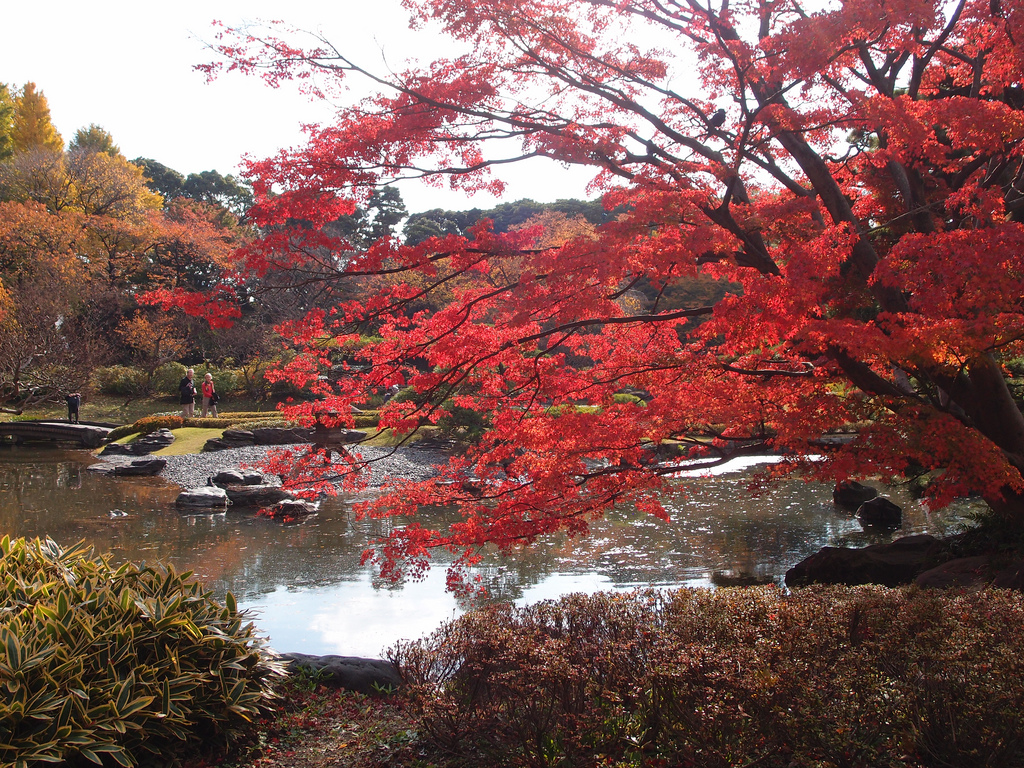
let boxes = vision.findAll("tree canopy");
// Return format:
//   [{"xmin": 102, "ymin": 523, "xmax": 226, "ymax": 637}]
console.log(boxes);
[
  {"xmin": 203, "ymin": 0, "xmax": 1024, "ymax": 585},
  {"xmin": 10, "ymin": 82, "xmax": 62, "ymax": 154}
]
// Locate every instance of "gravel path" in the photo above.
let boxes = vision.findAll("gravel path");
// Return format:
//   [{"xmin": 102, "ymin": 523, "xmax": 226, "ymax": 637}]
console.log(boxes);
[{"xmin": 98, "ymin": 443, "xmax": 449, "ymax": 491}]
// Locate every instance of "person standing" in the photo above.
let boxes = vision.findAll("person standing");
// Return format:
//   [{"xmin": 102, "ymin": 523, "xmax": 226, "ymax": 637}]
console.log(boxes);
[
  {"xmin": 201, "ymin": 373, "xmax": 219, "ymax": 417},
  {"xmin": 65, "ymin": 392, "xmax": 81, "ymax": 423},
  {"xmin": 179, "ymin": 368, "xmax": 196, "ymax": 418}
]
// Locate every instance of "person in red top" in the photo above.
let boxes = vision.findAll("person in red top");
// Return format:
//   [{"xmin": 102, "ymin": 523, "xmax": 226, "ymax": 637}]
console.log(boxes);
[{"xmin": 201, "ymin": 373, "xmax": 218, "ymax": 417}]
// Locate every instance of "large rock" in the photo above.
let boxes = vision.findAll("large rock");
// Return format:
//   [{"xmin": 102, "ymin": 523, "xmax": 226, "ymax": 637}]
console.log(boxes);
[
  {"xmin": 993, "ymin": 560, "xmax": 1024, "ymax": 589},
  {"xmin": 857, "ymin": 497, "xmax": 903, "ymax": 528},
  {"xmin": 176, "ymin": 486, "xmax": 230, "ymax": 509},
  {"xmin": 916, "ymin": 556, "xmax": 1024, "ymax": 590},
  {"xmin": 209, "ymin": 468, "xmax": 265, "ymax": 487},
  {"xmin": 101, "ymin": 428, "xmax": 175, "ymax": 456},
  {"xmin": 112, "ymin": 458, "xmax": 167, "ymax": 477},
  {"xmin": 785, "ymin": 534, "xmax": 950, "ymax": 587},
  {"xmin": 278, "ymin": 653, "xmax": 402, "ymax": 694},
  {"xmin": 203, "ymin": 429, "xmax": 256, "ymax": 452},
  {"xmin": 225, "ymin": 484, "xmax": 294, "ymax": 507},
  {"xmin": 833, "ymin": 480, "xmax": 877, "ymax": 508},
  {"xmin": 211, "ymin": 469, "xmax": 246, "ymax": 486},
  {"xmin": 915, "ymin": 556, "xmax": 993, "ymax": 589},
  {"xmin": 261, "ymin": 498, "xmax": 319, "ymax": 520}
]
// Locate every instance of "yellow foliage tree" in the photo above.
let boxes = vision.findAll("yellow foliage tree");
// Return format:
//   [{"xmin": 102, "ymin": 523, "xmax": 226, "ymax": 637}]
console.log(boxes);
[{"xmin": 10, "ymin": 83, "xmax": 62, "ymax": 153}]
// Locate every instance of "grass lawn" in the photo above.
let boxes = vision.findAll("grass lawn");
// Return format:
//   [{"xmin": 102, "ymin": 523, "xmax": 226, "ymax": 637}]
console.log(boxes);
[{"xmin": 154, "ymin": 428, "xmax": 225, "ymax": 456}]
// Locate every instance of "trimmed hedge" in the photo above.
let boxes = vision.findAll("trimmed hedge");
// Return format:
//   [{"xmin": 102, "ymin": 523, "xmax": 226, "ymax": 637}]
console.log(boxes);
[
  {"xmin": 106, "ymin": 413, "xmax": 287, "ymax": 443},
  {"xmin": 392, "ymin": 586, "xmax": 1024, "ymax": 768},
  {"xmin": 0, "ymin": 537, "xmax": 283, "ymax": 767}
]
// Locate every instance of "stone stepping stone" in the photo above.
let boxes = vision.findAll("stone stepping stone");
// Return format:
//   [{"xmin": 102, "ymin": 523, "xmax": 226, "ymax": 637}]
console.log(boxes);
[
  {"xmin": 259, "ymin": 498, "xmax": 319, "ymax": 520},
  {"xmin": 176, "ymin": 486, "xmax": 230, "ymax": 510},
  {"xmin": 112, "ymin": 458, "xmax": 167, "ymax": 476},
  {"xmin": 225, "ymin": 485, "xmax": 294, "ymax": 507},
  {"xmin": 102, "ymin": 428, "xmax": 176, "ymax": 456},
  {"xmin": 210, "ymin": 468, "xmax": 265, "ymax": 486}
]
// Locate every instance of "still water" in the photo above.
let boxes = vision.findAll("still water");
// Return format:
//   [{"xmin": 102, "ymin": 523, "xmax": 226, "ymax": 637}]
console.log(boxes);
[{"xmin": 0, "ymin": 445, "xmax": 979, "ymax": 657}]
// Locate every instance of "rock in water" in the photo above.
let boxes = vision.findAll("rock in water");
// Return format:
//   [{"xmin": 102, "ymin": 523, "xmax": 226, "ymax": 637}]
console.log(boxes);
[
  {"xmin": 112, "ymin": 458, "xmax": 167, "ymax": 476},
  {"xmin": 225, "ymin": 485, "xmax": 294, "ymax": 507},
  {"xmin": 785, "ymin": 534, "xmax": 948, "ymax": 587},
  {"xmin": 857, "ymin": 497, "xmax": 902, "ymax": 528},
  {"xmin": 211, "ymin": 469, "xmax": 247, "ymax": 486},
  {"xmin": 833, "ymin": 480, "xmax": 877, "ymax": 508},
  {"xmin": 260, "ymin": 498, "xmax": 319, "ymax": 520},
  {"xmin": 176, "ymin": 486, "xmax": 230, "ymax": 510}
]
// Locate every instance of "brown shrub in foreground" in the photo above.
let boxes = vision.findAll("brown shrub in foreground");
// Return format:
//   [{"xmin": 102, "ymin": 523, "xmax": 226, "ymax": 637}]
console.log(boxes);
[{"xmin": 390, "ymin": 586, "xmax": 1024, "ymax": 768}]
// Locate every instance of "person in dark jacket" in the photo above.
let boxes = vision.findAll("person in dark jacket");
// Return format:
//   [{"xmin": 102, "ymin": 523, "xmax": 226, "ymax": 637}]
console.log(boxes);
[
  {"xmin": 179, "ymin": 369, "xmax": 196, "ymax": 418},
  {"xmin": 65, "ymin": 392, "xmax": 81, "ymax": 423}
]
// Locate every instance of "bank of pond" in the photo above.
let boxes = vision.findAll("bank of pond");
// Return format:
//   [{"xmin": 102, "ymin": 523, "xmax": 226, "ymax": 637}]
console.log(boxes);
[
  {"xmin": 0, "ymin": 446, "xmax": 982, "ymax": 657},
  {"xmin": 2, "ymin": 534, "xmax": 1022, "ymax": 768}
]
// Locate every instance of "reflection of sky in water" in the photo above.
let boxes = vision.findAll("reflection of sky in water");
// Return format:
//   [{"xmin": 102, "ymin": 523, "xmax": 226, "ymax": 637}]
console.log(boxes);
[{"xmin": 0, "ymin": 446, "xmax": 986, "ymax": 657}]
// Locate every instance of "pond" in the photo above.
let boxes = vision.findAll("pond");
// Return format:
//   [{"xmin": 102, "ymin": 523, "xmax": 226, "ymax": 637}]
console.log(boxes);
[{"xmin": 0, "ymin": 444, "xmax": 980, "ymax": 657}]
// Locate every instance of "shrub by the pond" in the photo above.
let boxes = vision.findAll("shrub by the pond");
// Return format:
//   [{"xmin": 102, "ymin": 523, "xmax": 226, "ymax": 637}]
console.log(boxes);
[
  {"xmin": 92, "ymin": 366, "xmax": 150, "ymax": 397},
  {"xmin": 391, "ymin": 586, "xmax": 1024, "ymax": 768},
  {"xmin": 0, "ymin": 537, "xmax": 283, "ymax": 767},
  {"xmin": 106, "ymin": 415, "xmax": 186, "ymax": 442}
]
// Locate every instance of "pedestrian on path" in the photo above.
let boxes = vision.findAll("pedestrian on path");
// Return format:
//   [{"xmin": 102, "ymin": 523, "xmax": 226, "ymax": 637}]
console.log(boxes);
[{"xmin": 179, "ymin": 369, "xmax": 196, "ymax": 418}]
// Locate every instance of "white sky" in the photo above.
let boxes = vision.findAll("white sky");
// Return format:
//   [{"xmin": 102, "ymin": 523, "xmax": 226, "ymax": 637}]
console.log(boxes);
[{"xmin": 1, "ymin": 0, "xmax": 599, "ymax": 213}]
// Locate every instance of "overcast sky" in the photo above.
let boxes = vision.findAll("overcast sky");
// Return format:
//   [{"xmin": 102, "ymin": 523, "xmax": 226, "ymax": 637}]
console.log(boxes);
[{"xmin": 2, "ymin": 0, "xmax": 598, "ymax": 213}]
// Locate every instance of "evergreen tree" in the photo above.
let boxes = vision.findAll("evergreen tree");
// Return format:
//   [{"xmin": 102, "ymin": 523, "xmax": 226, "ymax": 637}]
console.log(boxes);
[{"xmin": 70, "ymin": 124, "xmax": 120, "ymax": 157}]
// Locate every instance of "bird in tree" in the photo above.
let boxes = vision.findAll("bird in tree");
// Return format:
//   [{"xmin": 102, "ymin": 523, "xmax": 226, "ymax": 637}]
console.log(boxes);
[{"xmin": 195, "ymin": 0, "xmax": 1024, "ymax": 586}]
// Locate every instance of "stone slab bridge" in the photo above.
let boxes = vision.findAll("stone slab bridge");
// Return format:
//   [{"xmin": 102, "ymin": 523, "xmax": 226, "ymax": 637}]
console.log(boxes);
[{"xmin": 0, "ymin": 421, "xmax": 114, "ymax": 448}]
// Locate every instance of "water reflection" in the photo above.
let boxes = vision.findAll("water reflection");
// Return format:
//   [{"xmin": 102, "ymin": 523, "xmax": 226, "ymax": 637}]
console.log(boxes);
[{"xmin": 0, "ymin": 445, "xmax": 982, "ymax": 657}]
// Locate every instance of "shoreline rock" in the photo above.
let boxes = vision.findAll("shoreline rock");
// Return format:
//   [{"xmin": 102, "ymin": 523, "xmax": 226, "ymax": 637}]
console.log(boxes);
[{"xmin": 277, "ymin": 653, "xmax": 402, "ymax": 694}]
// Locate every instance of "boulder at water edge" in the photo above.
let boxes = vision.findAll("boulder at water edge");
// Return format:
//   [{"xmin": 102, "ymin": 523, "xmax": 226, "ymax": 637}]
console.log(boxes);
[
  {"xmin": 225, "ymin": 485, "xmax": 294, "ymax": 507},
  {"xmin": 857, "ymin": 496, "xmax": 903, "ymax": 528},
  {"xmin": 112, "ymin": 458, "xmax": 167, "ymax": 476},
  {"xmin": 785, "ymin": 534, "xmax": 950, "ymax": 587},
  {"xmin": 261, "ymin": 498, "xmax": 319, "ymax": 519},
  {"xmin": 210, "ymin": 468, "xmax": 266, "ymax": 487},
  {"xmin": 176, "ymin": 486, "xmax": 230, "ymax": 510},
  {"xmin": 101, "ymin": 428, "xmax": 175, "ymax": 456},
  {"xmin": 278, "ymin": 653, "xmax": 402, "ymax": 694}
]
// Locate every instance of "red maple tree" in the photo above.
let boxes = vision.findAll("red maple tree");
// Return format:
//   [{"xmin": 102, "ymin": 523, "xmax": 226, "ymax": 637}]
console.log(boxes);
[{"xmin": 201, "ymin": 0, "xmax": 1024, "ymax": 583}]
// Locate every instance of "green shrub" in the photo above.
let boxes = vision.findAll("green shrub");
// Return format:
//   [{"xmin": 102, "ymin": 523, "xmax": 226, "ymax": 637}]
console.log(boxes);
[
  {"xmin": 92, "ymin": 366, "xmax": 149, "ymax": 397},
  {"xmin": 210, "ymin": 411, "xmax": 282, "ymax": 422},
  {"xmin": 105, "ymin": 423, "xmax": 140, "ymax": 442},
  {"xmin": 105, "ymin": 413, "xmax": 283, "ymax": 443},
  {"xmin": 353, "ymin": 411, "xmax": 380, "ymax": 429},
  {"xmin": 228, "ymin": 419, "xmax": 296, "ymax": 431},
  {"xmin": 151, "ymin": 362, "xmax": 188, "ymax": 397},
  {"xmin": 0, "ymin": 537, "xmax": 283, "ymax": 767},
  {"xmin": 612, "ymin": 392, "xmax": 646, "ymax": 407},
  {"xmin": 133, "ymin": 415, "xmax": 184, "ymax": 434},
  {"xmin": 391, "ymin": 586, "xmax": 1024, "ymax": 768},
  {"xmin": 436, "ymin": 400, "xmax": 488, "ymax": 443}
]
